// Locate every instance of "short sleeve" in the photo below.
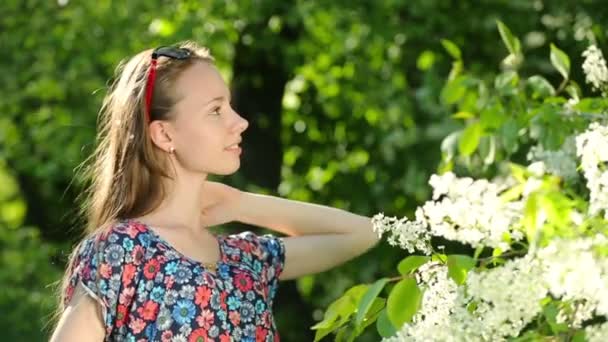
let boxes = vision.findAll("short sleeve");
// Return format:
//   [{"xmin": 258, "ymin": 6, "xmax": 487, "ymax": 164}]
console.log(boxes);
[
  {"xmin": 257, "ymin": 234, "xmax": 286, "ymax": 306},
  {"xmin": 64, "ymin": 223, "xmax": 149, "ymax": 336},
  {"xmin": 232, "ymin": 231, "xmax": 286, "ymax": 306}
]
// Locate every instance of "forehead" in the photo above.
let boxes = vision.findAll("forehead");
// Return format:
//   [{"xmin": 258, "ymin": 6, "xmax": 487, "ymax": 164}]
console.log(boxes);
[{"xmin": 172, "ymin": 61, "xmax": 229, "ymax": 106}]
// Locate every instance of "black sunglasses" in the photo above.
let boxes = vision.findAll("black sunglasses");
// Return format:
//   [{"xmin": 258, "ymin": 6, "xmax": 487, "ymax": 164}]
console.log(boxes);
[{"xmin": 144, "ymin": 46, "xmax": 192, "ymax": 123}]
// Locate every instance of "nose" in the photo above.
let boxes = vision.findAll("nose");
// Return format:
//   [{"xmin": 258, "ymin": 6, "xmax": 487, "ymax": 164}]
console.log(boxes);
[{"xmin": 231, "ymin": 111, "xmax": 249, "ymax": 133}]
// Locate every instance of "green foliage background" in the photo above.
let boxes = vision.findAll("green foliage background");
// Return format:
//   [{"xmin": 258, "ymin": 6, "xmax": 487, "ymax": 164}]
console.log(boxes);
[{"xmin": 1, "ymin": 1, "xmax": 607, "ymax": 340}]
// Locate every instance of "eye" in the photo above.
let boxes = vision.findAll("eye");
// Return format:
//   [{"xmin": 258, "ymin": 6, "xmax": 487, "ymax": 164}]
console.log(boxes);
[{"xmin": 210, "ymin": 106, "xmax": 221, "ymax": 116}]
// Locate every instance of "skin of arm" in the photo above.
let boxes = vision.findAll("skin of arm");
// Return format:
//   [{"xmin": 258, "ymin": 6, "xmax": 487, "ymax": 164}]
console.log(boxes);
[
  {"xmin": 233, "ymin": 192, "xmax": 381, "ymax": 281},
  {"xmin": 49, "ymin": 283, "xmax": 106, "ymax": 342}
]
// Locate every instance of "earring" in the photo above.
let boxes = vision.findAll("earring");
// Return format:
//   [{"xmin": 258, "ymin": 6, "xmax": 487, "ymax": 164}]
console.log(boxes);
[{"xmin": 169, "ymin": 147, "xmax": 175, "ymax": 154}]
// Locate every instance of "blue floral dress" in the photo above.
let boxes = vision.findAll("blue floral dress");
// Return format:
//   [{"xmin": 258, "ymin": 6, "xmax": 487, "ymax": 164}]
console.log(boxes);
[{"xmin": 63, "ymin": 219, "xmax": 285, "ymax": 342}]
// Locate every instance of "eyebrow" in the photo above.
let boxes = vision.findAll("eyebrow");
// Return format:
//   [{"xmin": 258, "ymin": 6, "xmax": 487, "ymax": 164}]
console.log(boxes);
[{"xmin": 203, "ymin": 95, "xmax": 230, "ymax": 107}]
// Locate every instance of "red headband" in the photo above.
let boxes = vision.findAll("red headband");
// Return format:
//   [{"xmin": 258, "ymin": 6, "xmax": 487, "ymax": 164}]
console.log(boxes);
[
  {"xmin": 143, "ymin": 47, "xmax": 192, "ymax": 124},
  {"xmin": 144, "ymin": 58, "xmax": 158, "ymax": 124}
]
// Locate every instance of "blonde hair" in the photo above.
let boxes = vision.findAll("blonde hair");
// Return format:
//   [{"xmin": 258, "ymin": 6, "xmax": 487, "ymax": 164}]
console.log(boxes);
[{"xmin": 50, "ymin": 41, "xmax": 214, "ymax": 331}]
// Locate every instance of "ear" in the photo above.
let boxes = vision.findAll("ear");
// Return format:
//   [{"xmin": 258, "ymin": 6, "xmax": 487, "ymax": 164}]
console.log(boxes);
[{"xmin": 148, "ymin": 121, "xmax": 175, "ymax": 153}]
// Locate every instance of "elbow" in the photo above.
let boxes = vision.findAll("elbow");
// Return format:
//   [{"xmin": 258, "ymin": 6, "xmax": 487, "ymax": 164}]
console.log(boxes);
[
  {"xmin": 364, "ymin": 229, "xmax": 381, "ymax": 249},
  {"xmin": 363, "ymin": 217, "xmax": 381, "ymax": 248},
  {"xmin": 353, "ymin": 222, "xmax": 381, "ymax": 252}
]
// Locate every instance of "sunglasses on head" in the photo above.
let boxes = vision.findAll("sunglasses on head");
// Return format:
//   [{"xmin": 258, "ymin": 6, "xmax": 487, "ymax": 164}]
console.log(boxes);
[{"xmin": 144, "ymin": 46, "xmax": 192, "ymax": 123}]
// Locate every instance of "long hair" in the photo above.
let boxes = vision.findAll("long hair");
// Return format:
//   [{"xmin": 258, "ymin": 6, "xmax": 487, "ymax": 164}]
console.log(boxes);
[{"xmin": 50, "ymin": 41, "xmax": 214, "ymax": 330}]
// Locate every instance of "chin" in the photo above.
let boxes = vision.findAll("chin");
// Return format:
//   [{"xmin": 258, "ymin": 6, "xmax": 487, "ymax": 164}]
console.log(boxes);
[{"xmin": 214, "ymin": 163, "xmax": 241, "ymax": 176}]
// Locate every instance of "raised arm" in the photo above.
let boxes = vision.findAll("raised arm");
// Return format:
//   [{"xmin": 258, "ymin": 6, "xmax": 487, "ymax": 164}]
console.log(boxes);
[{"xmin": 234, "ymin": 192, "xmax": 380, "ymax": 280}]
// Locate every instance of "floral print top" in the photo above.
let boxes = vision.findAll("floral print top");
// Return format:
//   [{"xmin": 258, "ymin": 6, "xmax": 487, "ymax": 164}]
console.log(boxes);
[{"xmin": 63, "ymin": 219, "xmax": 285, "ymax": 342}]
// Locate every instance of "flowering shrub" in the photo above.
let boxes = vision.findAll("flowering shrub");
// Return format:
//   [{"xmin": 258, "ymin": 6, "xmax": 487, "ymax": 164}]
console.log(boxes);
[{"xmin": 312, "ymin": 21, "xmax": 608, "ymax": 341}]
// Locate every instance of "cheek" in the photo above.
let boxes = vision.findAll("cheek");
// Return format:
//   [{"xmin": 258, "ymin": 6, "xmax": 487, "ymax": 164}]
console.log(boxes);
[{"xmin": 176, "ymin": 124, "xmax": 219, "ymax": 150}]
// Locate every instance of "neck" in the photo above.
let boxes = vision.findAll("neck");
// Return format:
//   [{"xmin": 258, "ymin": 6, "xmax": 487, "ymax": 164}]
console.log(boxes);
[{"xmin": 143, "ymin": 170, "xmax": 208, "ymax": 233}]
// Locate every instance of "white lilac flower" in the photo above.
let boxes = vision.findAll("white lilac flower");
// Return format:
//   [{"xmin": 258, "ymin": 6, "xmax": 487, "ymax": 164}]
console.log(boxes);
[
  {"xmin": 576, "ymin": 123, "xmax": 608, "ymax": 218},
  {"xmin": 373, "ymin": 173, "xmax": 524, "ymax": 253},
  {"xmin": 527, "ymin": 160, "xmax": 547, "ymax": 177},
  {"xmin": 582, "ymin": 45, "xmax": 608, "ymax": 92},
  {"xmin": 585, "ymin": 322, "xmax": 608, "ymax": 342},
  {"xmin": 379, "ymin": 220, "xmax": 608, "ymax": 341},
  {"xmin": 527, "ymin": 137, "xmax": 579, "ymax": 182},
  {"xmin": 372, "ymin": 212, "xmax": 432, "ymax": 255},
  {"xmin": 383, "ymin": 264, "xmax": 461, "ymax": 342},
  {"xmin": 384, "ymin": 255, "xmax": 548, "ymax": 342},
  {"xmin": 424, "ymin": 173, "xmax": 524, "ymax": 250},
  {"xmin": 564, "ymin": 97, "xmax": 580, "ymax": 112},
  {"xmin": 555, "ymin": 300, "xmax": 596, "ymax": 328},
  {"xmin": 537, "ymin": 236, "xmax": 608, "ymax": 324},
  {"xmin": 463, "ymin": 254, "xmax": 547, "ymax": 340}
]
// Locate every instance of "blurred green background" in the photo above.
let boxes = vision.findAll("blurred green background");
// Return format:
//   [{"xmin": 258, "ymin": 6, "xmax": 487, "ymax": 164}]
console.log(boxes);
[{"xmin": 2, "ymin": 1, "xmax": 608, "ymax": 340}]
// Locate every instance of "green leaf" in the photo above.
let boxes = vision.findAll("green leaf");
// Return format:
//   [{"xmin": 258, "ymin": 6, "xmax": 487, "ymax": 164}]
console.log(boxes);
[
  {"xmin": 398, "ymin": 256, "xmax": 431, "ymax": 275},
  {"xmin": 310, "ymin": 300, "xmax": 341, "ymax": 330},
  {"xmin": 478, "ymin": 135, "xmax": 496, "ymax": 165},
  {"xmin": 311, "ymin": 284, "xmax": 369, "ymax": 341},
  {"xmin": 509, "ymin": 331, "xmax": 544, "ymax": 342},
  {"xmin": 543, "ymin": 301, "xmax": 569, "ymax": 334},
  {"xmin": 334, "ymin": 326, "xmax": 350, "ymax": 342},
  {"xmin": 500, "ymin": 119, "xmax": 519, "ymax": 154},
  {"xmin": 355, "ymin": 278, "xmax": 389, "ymax": 325},
  {"xmin": 509, "ymin": 163, "xmax": 528, "ymax": 183},
  {"xmin": 523, "ymin": 193, "xmax": 541, "ymax": 244},
  {"xmin": 296, "ymin": 275, "xmax": 315, "ymax": 297},
  {"xmin": 527, "ymin": 75, "xmax": 556, "ymax": 99},
  {"xmin": 550, "ymin": 43, "xmax": 570, "ymax": 80},
  {"xmin": 572, "ymin": 330, "xmax": 586, "ymax": 342},
  {"xmin": 150, "ymin": 18, "xmax": 177, "ymax": 37},
  {"xmin": 386, "ymin": 278, "xmax": 423, "ymax": 328},
  {"xmin": 496, "ymin": 20, "xmax": 521, "ymax": 55},
  {"xmin": 355, "ymin": 298, "xmax": 387, "ymax": 338},
  {"xmin": 574, "ymin": 98, "xmax": 608, "ymax": 112},
  {"xmin": 499, "ymin": 183, "xmax": 525, "ymax": 202},
  {"xmin": 447, "ymin": 255, "xmax": 476, "ymax": 284},
  {"xmin": 432, "ymin": 253, "xmax": 448, "ymax": 263},
  {"xmin": 417, "ymin": 50, "xmax": 436, "ymax": 70},
  {"xmin": 452, "ymin": 111, "xmax": 475, "ymax": 120},
  {"xmin": 473, "ymin": 246, "xmax": 485, "ymax": 260},
  {"xmin": 363, "ymin": 298, "xmax": 385, "ymax": 327},
  {"xmin": 459, "ymin": 122, "xmax": 483, "ymax": 156},
  {"xmin": 314, "ymin": 326, "xmax": 335, "ymax": 342},
  {"xmin": 311, "ymin": 285, "xmax": 368, "ymax": 330},
  {"xmin": 441, "ymin": 39, "xmax": 462, "ymax": 60},
  {"xmin": 495, "ymin": 71, "xmax": 519, "ymax": 91},
  {"xmin": 441, "ymin": 131, "xmax": 462, "ymax": 162},
  {"xmin": 441, "ymin": 76, "xmax": 467, "ymax": 104},
  {"xmin": 480, "ymin": 104, "xmax": 506, "ymax": 130},
  {"xmin": 376, "ymin": 308, "xmax": 397, "ymax": 338},
  {"xmin": 565, "ymin": 81, "xmax": 582, "ymax": 100}
]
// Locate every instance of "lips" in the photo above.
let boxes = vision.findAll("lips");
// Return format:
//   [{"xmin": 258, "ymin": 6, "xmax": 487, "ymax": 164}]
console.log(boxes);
[{"xmin": 225, "ymin": 139, "xmax": 242, "ymax": 151}]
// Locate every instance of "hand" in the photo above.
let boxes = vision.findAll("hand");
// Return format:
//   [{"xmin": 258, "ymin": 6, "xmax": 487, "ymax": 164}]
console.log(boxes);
[{"xmin": 199, "ymin": 181, "xmax": 243, "ymax": 227}]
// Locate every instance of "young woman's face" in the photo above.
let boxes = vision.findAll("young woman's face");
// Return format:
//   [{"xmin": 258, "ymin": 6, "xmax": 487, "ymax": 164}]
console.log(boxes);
[{"xmin": 168, "ymin": 61, "xmax": 248, "ymax": 176}]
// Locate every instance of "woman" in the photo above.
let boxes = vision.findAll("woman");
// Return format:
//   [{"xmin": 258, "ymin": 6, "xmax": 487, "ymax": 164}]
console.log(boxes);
[{"xmin": 49, "ymin": 41, "xmax": 379, "ymax": 342}]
